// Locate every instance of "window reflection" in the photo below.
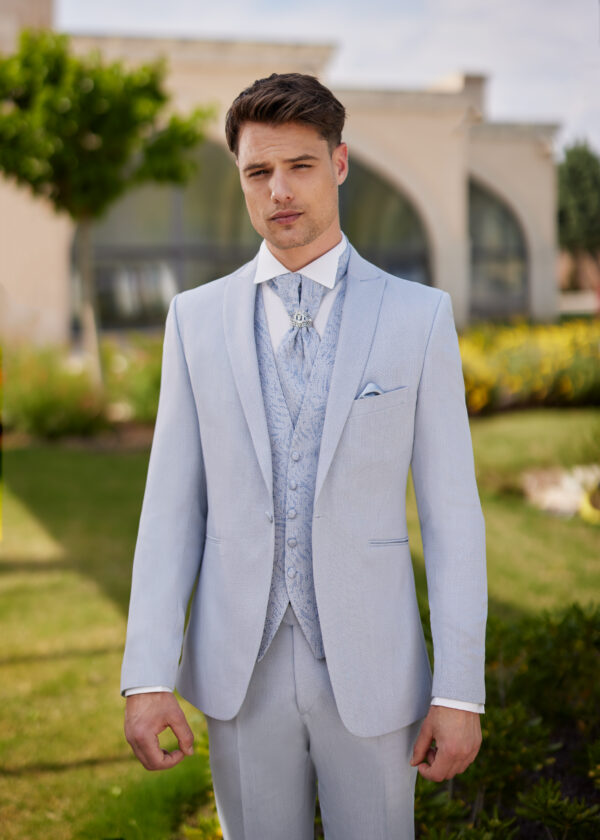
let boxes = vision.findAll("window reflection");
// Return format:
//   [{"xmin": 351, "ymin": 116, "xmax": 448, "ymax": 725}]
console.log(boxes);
[
  {"xmin": 469, "ymin": 180, "xmax": 528, "ymax": 320},
  {"xmin": 340, "ymin": 158, "xmax": 431, "ymax": 286}
]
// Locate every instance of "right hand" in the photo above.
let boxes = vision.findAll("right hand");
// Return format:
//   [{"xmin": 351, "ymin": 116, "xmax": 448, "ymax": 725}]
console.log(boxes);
[{"xmin": 125, "ymin": 692, "xmax": 194, "ymax": 770}]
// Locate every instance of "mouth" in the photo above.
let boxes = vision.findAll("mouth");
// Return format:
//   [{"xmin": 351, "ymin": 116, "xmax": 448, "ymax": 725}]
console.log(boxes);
[{"xmin": 269, "ymin": 210, "xmax": 303, "ymax": 225}]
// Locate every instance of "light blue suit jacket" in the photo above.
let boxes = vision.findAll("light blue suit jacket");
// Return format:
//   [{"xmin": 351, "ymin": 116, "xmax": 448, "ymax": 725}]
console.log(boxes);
[{"xmin": 121, "ymin": 245, "xmax": 487, "ymax": 737}]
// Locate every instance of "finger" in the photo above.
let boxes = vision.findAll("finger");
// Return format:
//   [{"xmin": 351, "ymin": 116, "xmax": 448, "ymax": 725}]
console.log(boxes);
[
  {"xmin": 410, "ymin": 719, "xmax": 433, "ymax": 766},
  {"xmin": 417, "ymin": 745, "xmax": 457, "ymax": 783},
  {"xmin": 170, "ymin": 709, "xmax": 195, "ymax": 756},
  {"xmin": 137, "ymin": 739, "xmax": 187, "ymax": 771}
]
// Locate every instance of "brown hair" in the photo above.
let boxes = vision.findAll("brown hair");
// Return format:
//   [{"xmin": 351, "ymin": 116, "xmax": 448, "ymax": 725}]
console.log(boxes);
[{"xmin": 225, "ymin": 73, "xmax": 346, "ymax": 156}]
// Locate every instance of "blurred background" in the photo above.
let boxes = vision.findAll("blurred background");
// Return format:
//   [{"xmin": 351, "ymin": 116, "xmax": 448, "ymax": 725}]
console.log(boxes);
[{"xmin": 0, "ymin": 1, "xmax": 599, "ymax": 838}]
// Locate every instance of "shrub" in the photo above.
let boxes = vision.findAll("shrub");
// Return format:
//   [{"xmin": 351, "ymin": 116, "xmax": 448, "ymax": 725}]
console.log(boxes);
[
  {"xmin": 516, "ymin": 779, "xmax": 600, "ymax": 839},
  {"xmin": 460, "ymin": 318, "xmax": 600, "ymax": 414},
  {"xmin": 415, "ymin": 604, "xmax": 600, "ymax": 838},
  {"xmin": 3, "ymin": 346, "xmax": 107, "ymax": 438},
  {"xmin": 102, "ymin": 334, "xmax": 163, "ymax": 424}
]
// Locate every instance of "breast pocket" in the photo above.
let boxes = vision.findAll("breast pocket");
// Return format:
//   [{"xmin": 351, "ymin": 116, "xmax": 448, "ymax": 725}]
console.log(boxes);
[
  {"xmin": 348, "ymin": 385, "xmax": 409, "ymax": 419},
  {"xmin": 344, "ymin": 385, "xmax": 413, "ymax": 457}
]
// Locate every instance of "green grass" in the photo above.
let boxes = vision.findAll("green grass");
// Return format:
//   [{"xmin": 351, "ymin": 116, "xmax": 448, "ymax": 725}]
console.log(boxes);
[{"xmin": 1, "ymin": 407, "xmax": 599, "ymax": 838}]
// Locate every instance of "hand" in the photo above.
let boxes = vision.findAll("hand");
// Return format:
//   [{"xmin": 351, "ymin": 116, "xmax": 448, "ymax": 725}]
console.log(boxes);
[
  {"xmin": 410, "ymin": 705, "xmax": 482, "ymax": 782},
  {"xmin": 125, "ymin": 692, "xmax": 194, "ymax": 770}
]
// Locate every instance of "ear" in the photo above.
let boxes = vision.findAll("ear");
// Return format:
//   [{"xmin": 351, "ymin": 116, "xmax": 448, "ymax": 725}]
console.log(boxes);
[{"xmin": 332, "ymin": 142, "xmax": 349, "ymax": 186}]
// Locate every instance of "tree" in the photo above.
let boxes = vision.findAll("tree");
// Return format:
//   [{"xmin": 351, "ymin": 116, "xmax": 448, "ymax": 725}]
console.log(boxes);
[
  {"xmin": 558, "ymin": 141, "xmax": 600, "ymax": 277},
  {"xmin": 0, "ymin": 29, "xmax": 213, "ymax": 384}
]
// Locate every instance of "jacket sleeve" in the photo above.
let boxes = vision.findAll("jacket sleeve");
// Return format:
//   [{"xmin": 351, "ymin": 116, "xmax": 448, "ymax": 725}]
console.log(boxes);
[
  {"xmin": 120, "ymin": 294, "xmax": 208, "ymax": 694},
  {"xmin": 410, "ymin": 291, "xmax": 487, "ymax": 704}
]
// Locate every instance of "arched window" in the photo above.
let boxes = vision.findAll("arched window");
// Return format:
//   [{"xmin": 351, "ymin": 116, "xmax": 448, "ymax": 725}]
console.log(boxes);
[
  {"xmin": 469, "ymin": 179, "xmax": 528, "ymax": 320},
  {"xmin": 340, "ymin": 159, "xmax": 431, "ymax": 285}
]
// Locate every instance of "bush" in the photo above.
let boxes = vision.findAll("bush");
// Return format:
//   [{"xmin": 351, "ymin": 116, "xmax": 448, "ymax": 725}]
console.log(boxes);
[
  {"xmin": 460, "ymin": 318, "xmax": 600, "ymax": 414},
  {"xmin": 3, "ymin": 346, "xmax": 107, "ymax": 438},
  {"xmin": 415, "ymin": 604, "xmax": 600, "ymax": 838},
  {"xmin": 102, "ymin": 334, "xmax": 163, "ymax": 424},
  {"xmin": 516, "ymin": 779, "xmax": 600, "ymax": 839}
]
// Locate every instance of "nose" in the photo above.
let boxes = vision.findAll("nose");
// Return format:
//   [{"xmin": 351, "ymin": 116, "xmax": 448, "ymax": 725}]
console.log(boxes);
[{"xmin": 269, "ymin": 169, "xmax": 293, "ymax": 203}]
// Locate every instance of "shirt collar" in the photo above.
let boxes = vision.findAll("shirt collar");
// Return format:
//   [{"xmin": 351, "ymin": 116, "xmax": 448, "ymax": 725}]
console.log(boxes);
[{"xmin": 253, "ymin": 233, "xmax": 348, "ymax": 290}]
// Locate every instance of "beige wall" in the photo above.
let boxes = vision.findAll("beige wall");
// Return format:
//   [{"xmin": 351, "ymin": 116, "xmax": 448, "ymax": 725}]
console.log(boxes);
[
  {"xmin": 0, "ymin": 175, "xmax": 74, "ymax": 344},
  {"xmin": 0, "ymin": 0, "xmax": 52, "ymax": 52}
]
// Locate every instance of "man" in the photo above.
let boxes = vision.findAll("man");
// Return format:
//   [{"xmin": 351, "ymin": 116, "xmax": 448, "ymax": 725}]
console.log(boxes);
[{"xmin": 122, "ymin": 73, "xmax": 487, "ymax": 839}]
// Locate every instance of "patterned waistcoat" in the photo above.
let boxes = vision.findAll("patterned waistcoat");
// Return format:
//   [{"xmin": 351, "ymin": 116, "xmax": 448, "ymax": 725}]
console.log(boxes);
[{"xmin": 254, "ymin": 255, "xmax": 349, "ymax": 661}]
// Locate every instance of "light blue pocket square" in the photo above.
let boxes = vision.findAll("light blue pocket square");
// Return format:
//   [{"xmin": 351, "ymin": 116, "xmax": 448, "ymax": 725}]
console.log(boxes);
[{"xmin": 357, "ymin": 382, "xmax": 384, "ymax": 399}]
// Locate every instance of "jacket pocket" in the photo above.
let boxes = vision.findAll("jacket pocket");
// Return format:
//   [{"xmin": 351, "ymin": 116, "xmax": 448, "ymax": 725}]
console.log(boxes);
[
  {"xmin": 349, "ymin": 385, "xmax": 409, "ymax": 419},
  {"xmin": 368, "ymin": 537, "xmax": 409, "ymax": 546}
]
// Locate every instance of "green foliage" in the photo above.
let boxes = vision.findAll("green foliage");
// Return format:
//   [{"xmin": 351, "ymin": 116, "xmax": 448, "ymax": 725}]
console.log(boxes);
[
  {"xmin": 415, "ymin": 782, "xmax": 470, "ymax": 836},
  {"xmin": 460, "ymin": 319, "xmax": 600, "ymax": 414},
  {"xmin": 587, "ymin": 739, "xmax": 600, "ymax": 792},
  {"xmin": 516, "ymin": 779, "xmax": 600, "ymax": 839},
  {"xmin": 3, "ymin": 346, "xmax": 107, "ymax": 437},
  {"xmin": 102, "ymin": 336, "xmax": 164, "ymax": 424},
  {"xmin": 558, "ymin": 142, "xmax": 600, "ymax": 258},
  {"xmin": 0, "ymin": 28, "xmax": 213, "ymax": 221},
  {"xmin": 460, "ymin": 703, "xmax": 557, "ymax": 800},
  {"xmin": 506, "ymin": 604, "xmax": 600, "ymax": 736},
  {"xmin": 415, "ymin": 604, "xmax": 600, "ymax": 838}
]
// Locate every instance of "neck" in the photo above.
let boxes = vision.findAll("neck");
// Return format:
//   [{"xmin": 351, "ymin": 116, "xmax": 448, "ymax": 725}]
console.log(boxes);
[{"xmin": 266, "ymin": 225, "xmax": 343, "ymax": 272}]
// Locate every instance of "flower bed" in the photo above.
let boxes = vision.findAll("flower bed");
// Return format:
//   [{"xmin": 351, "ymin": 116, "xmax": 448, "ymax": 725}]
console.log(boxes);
[{"xmin": 460, "ymin": 318, "xmax": 600, "ymax": 415}]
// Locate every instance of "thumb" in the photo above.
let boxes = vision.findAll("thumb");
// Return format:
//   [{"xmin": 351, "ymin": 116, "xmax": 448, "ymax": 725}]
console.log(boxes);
[{"xmin": 411, "ymin": 716, "xmax": 433, "ymax": 766}]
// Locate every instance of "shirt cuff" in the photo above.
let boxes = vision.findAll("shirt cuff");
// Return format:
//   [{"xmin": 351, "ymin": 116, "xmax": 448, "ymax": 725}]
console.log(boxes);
[
  {"xmin": 431, "ymin": 697, "xmax": 485, "ymax": 714},
  {"xmin": 123, "ymin": 685, "xmax": 173, "ymax": 697}
]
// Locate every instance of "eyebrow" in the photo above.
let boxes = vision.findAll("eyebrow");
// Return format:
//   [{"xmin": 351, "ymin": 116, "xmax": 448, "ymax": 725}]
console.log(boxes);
[{"xmin": 242, "ymin": 154, "xmax": 319, "ymax": 173}]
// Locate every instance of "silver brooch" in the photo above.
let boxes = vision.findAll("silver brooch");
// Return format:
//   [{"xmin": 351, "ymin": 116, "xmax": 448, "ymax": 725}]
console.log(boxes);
[{"xmin": 290, "ymin": 310, "xmax": 313, "ymax": 329}]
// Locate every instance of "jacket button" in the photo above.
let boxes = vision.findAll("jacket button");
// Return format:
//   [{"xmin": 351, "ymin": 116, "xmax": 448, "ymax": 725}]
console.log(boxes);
[{"xmin": 265, "ymin": 511, "xmax": 273, "ymax": 523}]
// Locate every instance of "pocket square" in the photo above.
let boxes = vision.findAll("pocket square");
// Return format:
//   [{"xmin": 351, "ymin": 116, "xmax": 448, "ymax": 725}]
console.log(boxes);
[{"xmin": 357, "ymin": 382, "xmax": 384, "ymax": 399}]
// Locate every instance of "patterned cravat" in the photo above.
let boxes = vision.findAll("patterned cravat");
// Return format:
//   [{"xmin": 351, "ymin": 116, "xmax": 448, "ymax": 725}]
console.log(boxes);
[{"xmin": 268, "ymin": 272, "xmax": 329, "ymax": 425}]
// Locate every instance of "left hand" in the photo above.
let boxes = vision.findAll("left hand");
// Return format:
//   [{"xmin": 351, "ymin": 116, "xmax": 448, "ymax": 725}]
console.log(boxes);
[{"xmin": 410, "ymin": 705, "xmax": 482, "ymax": 782}]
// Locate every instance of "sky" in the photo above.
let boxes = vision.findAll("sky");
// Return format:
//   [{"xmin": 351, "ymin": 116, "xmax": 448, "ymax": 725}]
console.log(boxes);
[{"xmin": 55, "ymin": 0, "xmax": 600, "ymax": 155}]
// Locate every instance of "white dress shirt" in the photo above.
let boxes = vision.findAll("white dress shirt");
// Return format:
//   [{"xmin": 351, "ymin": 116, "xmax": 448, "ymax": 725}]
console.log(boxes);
[{"xmin": 125, "ymin": 233, "xmax": 484, "ymax": 714}]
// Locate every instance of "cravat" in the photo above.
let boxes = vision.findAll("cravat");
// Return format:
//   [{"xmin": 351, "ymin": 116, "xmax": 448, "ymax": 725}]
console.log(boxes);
[{"xmin": 268, "ymin": 272, "xmax": 328, "ymax": 426}]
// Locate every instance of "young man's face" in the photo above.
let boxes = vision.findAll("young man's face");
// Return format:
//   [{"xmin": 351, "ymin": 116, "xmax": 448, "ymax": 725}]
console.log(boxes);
[{"xmin": 236, "ymin": 120, "xmax": 348, "ymax": 268}]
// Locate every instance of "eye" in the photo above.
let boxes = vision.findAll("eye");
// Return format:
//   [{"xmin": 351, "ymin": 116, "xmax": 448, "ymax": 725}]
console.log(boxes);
[
  {"xmin": 248, "ymin": 169, "xmax": 267, "ymax": 178},
  {"xmin": 293, "ymin": 163, "xmax": 311, "ymax": 169}
]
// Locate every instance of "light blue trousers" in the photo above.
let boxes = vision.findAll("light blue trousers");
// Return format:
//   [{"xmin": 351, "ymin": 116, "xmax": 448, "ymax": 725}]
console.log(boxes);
[{"xmin": 205, "ymin": 605, "xmax": 421, "ymax": 840}]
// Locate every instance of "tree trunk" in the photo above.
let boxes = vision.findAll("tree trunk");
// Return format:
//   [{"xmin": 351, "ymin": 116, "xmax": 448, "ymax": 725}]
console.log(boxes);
[{"xmin": 77, "ymin": 218, "xmax": 103, "ymax": 388}]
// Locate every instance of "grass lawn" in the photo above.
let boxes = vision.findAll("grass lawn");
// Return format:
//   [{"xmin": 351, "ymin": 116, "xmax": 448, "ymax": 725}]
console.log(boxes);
[{"xmin": 0, "ymin": 407, "xmax": 599, "ymax": 839}]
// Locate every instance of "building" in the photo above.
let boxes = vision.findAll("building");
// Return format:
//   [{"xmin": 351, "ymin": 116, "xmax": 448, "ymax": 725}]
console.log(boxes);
[{"xmin": 0, "ymin": 0, "xmax": 560, "ymax": 345}]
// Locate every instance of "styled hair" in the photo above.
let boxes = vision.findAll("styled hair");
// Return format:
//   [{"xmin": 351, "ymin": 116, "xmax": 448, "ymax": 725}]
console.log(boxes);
[{"xmin": 225, "ymin": 72, "xmax": 346, "ymax": 156}]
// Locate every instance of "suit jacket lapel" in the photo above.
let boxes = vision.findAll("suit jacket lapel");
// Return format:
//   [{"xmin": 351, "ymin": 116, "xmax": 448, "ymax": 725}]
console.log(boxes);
[
  {"xmin": 223, "ymin": 257, "xmax": 273, "ymax": 498},
  {"xmin": 314, "ymin": 247, "xmax": 386, "ymax": 504}
]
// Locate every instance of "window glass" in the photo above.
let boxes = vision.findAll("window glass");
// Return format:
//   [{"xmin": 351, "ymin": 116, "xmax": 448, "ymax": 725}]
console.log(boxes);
[{"xmin": 469, "ymin": 180, "xmax": 528, "ymax": 319}]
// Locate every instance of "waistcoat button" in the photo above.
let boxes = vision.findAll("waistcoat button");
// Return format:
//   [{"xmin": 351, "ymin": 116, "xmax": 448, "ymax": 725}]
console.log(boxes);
[{"xmin": 287, "ymin": 537, "xmax": 297, "ymax": 548}]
